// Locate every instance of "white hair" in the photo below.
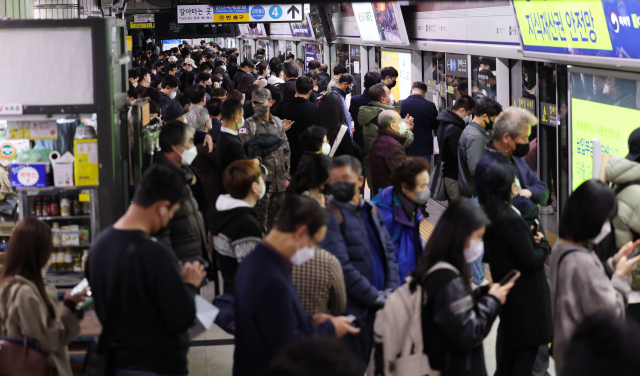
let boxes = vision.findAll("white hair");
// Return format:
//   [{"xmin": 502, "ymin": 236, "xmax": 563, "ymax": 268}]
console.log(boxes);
[
  {"xmin": 187, "ymin": 106, "xmax": 210, "ymax": 131},
  {"xmin": 492, "ymin": 107, "xmax": 538, "ymax": 140}
]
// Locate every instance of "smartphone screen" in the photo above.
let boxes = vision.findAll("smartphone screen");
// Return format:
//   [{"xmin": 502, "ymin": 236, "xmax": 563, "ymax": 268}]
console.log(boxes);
[
  {"xmin": 629, "ymin": 246, "xmax": 640, "ymax": 259},
  {"xmin": 499, "ymin": 270, "xmax": 520, "ymax": 286},
  {"xmin": 70, "ymin": 278, "xmax": 89, "ymax": 296},
  {"xmin": 532, "ymin": 219, "xmax": 540, "ymax": 235}
]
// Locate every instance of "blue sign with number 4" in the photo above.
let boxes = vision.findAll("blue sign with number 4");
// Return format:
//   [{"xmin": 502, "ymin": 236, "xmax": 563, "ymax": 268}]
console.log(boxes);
[{"xmin": 269, "ymin": 5, "xmax": 282, "ymax": 19}]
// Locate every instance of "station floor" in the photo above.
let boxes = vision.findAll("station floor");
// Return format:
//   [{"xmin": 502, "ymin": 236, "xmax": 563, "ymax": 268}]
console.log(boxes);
[{"xmin": 187, "ymin": 198, "xmax": 557, "ymax": 375}]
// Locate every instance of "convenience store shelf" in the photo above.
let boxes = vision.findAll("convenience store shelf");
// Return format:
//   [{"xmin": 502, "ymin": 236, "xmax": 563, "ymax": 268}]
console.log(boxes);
[
  {"xmin": 15, "ymin": 186, "xmax": 98, "ymax": 192},
  {"xmin": 38, "ymin": 215, "xmax": 90, "ymax": 221}
]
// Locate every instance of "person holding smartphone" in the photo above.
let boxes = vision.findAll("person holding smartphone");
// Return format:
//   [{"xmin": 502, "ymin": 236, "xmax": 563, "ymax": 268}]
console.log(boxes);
[
  {"xmin": 407, "ymin": 199, "xmax": 513, "ymax": 376},
  {"xmin": 482, "ymin": 163, "xmax": 552, "ymax": 376}
]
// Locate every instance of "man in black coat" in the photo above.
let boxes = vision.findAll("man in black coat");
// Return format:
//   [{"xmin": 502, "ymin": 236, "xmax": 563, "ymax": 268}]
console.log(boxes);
[
  {"xmin": 349, "ymin": 71, "xmax": 381, "ymax": 148},
  {"xmin": 317, "ymin": 63, "xmax": 331, "ymax": 93},
  {"xmin": 282, "ymin": 76, "xmax": 320, "ymax": 174},
  {"xmin": 402, "ymin": 82, "xmax": 439, "ymax": 164},
  {"xmin": 233, "ymin": 59, "xmax": 257, "ymax": 92}
]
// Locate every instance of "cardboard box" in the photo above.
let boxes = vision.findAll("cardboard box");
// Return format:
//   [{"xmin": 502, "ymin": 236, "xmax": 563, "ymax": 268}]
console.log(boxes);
[
  {"xmin": 10, "ymin": 163, "xmax": 51, "ymax": 188},
  {"xmin": 74, "ymin": 139, "xmax": 99, "ymax": 186},
  {"xmin": 51, "ymin": 151, "xmax": 75, "ymax": 187}
]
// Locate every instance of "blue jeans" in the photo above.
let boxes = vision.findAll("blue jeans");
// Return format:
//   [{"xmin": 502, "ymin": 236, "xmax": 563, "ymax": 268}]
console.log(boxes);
[
  {"xmin": 116, "ymin": 370, "xmax": 185, "ymax": 376},
  {"xmin": 468, "ymin": 196, "xmax": 485, "ymax": 284}
]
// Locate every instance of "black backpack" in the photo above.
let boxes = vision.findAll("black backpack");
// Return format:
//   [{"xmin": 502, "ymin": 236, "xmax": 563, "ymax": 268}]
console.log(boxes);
[{"xmin": 592, "ymin": 180, "xmax": 640, "ymax": 264}]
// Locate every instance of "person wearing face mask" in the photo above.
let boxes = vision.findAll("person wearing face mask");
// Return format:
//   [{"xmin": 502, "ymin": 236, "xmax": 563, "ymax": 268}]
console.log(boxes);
[
  {"xmin": 153, "ymin": 121, "xmax": 210, "ymax": 265},
  {"xmin": 0, "ymin": 218, "xmax": 86, "ymax": 376},
  {"xmin": 158, "ymin": 76, "xmax": 180, "ymax": 107},
  {"xmin": 180, "ymin": 57, "xmax": 198, "ymax": 91},
  {"xmin": 475, "ymin": 107, "xmax": 549, "ymax": 222},
  {"xmin": 327, "ymin": 64, "xmax": 347, "ymax": 93},
  {"xmin": 234, "ymin": 59, "xmax": 257, "ymax": 92},
  {"xmin": 233, "ymin": 195, "xmax": 360, "ymax": 376},
  {"xmin": 297, "ymin": 126, "xmax": 329, "ymax": 174},
  {"xmin": 369, "ymin": 110, "xmax": 409, "ymax": 194},
  {"xmin": 550, "ymin": 179, "xmax": 640, "ymax": 375},
  {"xmin": 86, "ymin": 165, "xmax": 206, "ymax": 376},
  {"xmin": 139, "ymin": 67, "xmax": 152, "ymax": 88},
  {"xmin": 482, "ymin": 163, "xmax": 552, "ymax": 376},
  {"xmin": 380, "ymin": 66, "xmax": 399, "ymax": 105},
  {"xmin": 435, "ymin": 95, "xmax": 476, "ymax": 205},
  {"xmin": 407, "ymin": 199, "xmax": 513, "ymax": 376},
  {"xmin": 330, "ymin": 73, "xmax": 355, "ymax": 134},
  {"xmin": 320, "ymin": 156, "xmax": 400, "ymax": 367},
  {"xmin": 207, "ymin": 160, "xmax": 265, "ymax": 294},
  {"xmin": 370, "ymin": 157, "xmax": 430, "ymax": 281},
  {"xmin": 282, "ymin": 76, "xmax": 320, "ymax": 174},
  {"xmin": 239, "ymin": 88, "xmax": 291, "ymax": 233}
]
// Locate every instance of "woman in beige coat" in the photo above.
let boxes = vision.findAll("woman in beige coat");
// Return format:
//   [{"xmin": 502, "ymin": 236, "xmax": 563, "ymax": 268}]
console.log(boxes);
[{"xmin": 0, "ymin": 217, "xmax": 86, "ymax": 376}]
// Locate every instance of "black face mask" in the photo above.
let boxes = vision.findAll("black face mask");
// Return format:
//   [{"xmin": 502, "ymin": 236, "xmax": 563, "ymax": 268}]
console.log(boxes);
[
  {"xmin": 485, "ymin": 118, "xmax": 494, "ymax": 131},
  {"xmin": 329, "ymin": 182, "xmax": 356, "ymax": 203},
  {"xmin": 512, "ymin": 142, "xmax": 530, "ymax": 158},
  {"xmin": 345, "ymin": 86, "xmax": 352, "ymax": 95},
  {"xmin": 388, "ymin": 80, "xmax": 397, "ymax": 89}
]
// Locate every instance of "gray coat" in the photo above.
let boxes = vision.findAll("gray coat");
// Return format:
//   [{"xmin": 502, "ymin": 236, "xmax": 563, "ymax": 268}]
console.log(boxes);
[
  {"xmin": 457, "ymin": 121, "xmax": 490, "ymax": 198},
  {"xmin": 549, "ymin": 242, "xmax": 630, "ymax": 375}
]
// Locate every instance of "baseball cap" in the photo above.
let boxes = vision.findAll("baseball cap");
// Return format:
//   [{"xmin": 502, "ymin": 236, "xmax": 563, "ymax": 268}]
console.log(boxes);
[
  {"xmin": 252, "ymin": 88, "xmax": 272, "ymax": 104},
  {"xmin": 184, "ymin": 58, "xmax": 197, "ymax": 68},
  {"xmin": 176, "ymin": 59, "xmax": 184, "ymax": 66},
  {"xmin": 626, "ymin": 128, "xmax": 640, "ymax": 161},
  {"xmin": 214, "ymin": 66, "xmax": 225, "ymax": 76},
  {"xmin": 168, "ymin": 56, "xmax": 178, "ymax": 62},
  {"xmin": 162, "ymin": 101, "xmax": 189, "ymax": 122}
]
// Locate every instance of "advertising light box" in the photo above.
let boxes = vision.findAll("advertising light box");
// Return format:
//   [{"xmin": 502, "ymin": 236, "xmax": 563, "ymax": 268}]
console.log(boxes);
[
  {"xmin": 513, "ymin": 0, "xmax": 640, "ymax": 66},
  {"xmin": 352, "ymin": 2, "xmax": 410, "ymax": 46},
  {"xmin": 381, "ymin": 50, "xmax": 412, "ymax": 101},
  {"xmin": 571, "ymin": 98, "xmax": 639, "ymax": 190}
]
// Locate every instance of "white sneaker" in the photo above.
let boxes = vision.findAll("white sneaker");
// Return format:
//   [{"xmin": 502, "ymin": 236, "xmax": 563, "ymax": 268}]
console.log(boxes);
[
  {"xmin": 539, "ymin": 205, "xmax": 555, "ymax": 215},
  {"xmin": 472, "ymin": 278, "xmax": 490, "ymax": 290}
]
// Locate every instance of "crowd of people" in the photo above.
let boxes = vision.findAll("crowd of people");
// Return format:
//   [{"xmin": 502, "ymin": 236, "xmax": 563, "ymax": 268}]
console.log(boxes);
[{"xmin": 2, "ymin": 39, "xmax": 640, "ymax": 376}]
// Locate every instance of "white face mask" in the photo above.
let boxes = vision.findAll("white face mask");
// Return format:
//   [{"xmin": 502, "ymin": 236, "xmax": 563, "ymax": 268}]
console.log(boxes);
[
  {"xmin": 463, "ymin": 115, "xmax": 471, "ymax": 125},
  {"xmin": 170, "ymin": 91, "xmax": 177, "ymax": 99},
  {"xmin": 464, "ymin": 239, "xmax": 484, "ymax": 263},
  {"xmin": 512, "ymin": 178, "xmax": 522, "ymax": 197},
  {"xmin": 180, "ymin": 145, "xmax": 198, "ymax": 166},
  {"xmin": 290, "ymin": 238, "xmax": 315, "ymax": 266},
  {"xmin": 396, "ymin": 121, "xmax": 407, "ymax": 134},
  {"xmin": 321, "ymin": 142, "xmax": 331, "ymax": 155},
  {"xmin": 413, "ymin": 186, "xmax": 431, "ymax": 205},
  {"xmin": 256, "ymin": 180, "xmax": 266, "ymax": 200},
  {"xmin": 237, "ymin": 115, "xmax": 245, "ymax": 128},
  {"xmin": 603, "ymin": 83, "xmax": 611, "ymax": 94},
  {"xmin": 592, "ymin": 221, "xmax": 612, "ymax": 244}
]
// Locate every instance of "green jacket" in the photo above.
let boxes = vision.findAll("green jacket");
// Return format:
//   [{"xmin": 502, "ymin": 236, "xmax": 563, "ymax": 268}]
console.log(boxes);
[
  {"xmin": 605, "ymin": 155, "xmax": 640, "ymax": 291},
  {"xmin": 358, "ymin": 101, "xmax": 414, "ymax": 153}
]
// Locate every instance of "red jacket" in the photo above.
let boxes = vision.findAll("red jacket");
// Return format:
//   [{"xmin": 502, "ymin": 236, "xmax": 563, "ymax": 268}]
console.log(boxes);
[{"xmin": 369, "ymin": 127, "xmax": 407, "ymax": 195}]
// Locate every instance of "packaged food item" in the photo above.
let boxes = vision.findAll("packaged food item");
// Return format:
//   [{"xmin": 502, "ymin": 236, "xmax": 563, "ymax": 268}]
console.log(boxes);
[
  {"xmin": 49, "ymin": 195, "xmax": 59, "ymax": 216},
  {"xmin": 34, "ymin": 197, "xmax": 42, "ymax": 217},
  {"xmin": 60, "ymin": 197, "xmax": 70, "ymax": 217},
  {"xmin": 69, "ymin": 225, "xmax": 80, "ymax": 246},
  {"xmin": 52, "ymin": 222, "xmax": 61, "ymax": 246},
  {"xmin": 80, "ymin": 226, "xmax": 90, "ymax": 245},
  {"xmin": 61, "ymin": 225, "xmax": 71, "ymax": 246}
]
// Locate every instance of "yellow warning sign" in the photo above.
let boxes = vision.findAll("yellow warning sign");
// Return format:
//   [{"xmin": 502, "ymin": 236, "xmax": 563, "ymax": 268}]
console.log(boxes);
[{"xmin": 542, "ymin": 105, "xmax": 548, "ymax": 123}]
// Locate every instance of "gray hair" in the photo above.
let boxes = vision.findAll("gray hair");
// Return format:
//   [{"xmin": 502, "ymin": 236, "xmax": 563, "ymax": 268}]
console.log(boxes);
[
  {"xmin": 378, "ymin": 109, "xmax": 399, "ymax": 130},
  {"xmin": 187, "ymin": 106, "xmax": 211, "ymax": 131},
  {"xmin": 328, "ymin": 155, "xmax": 362, "ymax": 177},
  {"xmin": 492, "ymin": 107, "xmax": 538, "ymax": 140}
]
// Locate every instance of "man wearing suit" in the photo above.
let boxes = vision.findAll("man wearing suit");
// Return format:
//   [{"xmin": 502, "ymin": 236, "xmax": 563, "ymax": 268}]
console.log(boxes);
[
  {"xmin": 349, "ymin": 71, "xmax": 381, "ymax": 148},
  {"xmin": 401, "ymin": 82, "xmax": 439, "ymax": 164},
  {"xmin": 282, "ymin": 76, "xmax": 320, "ymax": 174}
]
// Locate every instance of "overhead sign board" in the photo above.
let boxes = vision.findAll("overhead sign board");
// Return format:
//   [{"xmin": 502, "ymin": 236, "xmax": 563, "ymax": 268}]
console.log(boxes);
[
  {"xmin": 177, "ymin": 4, "xmax": 302, "ymax": 24},
  {"xmin": 130, "ymin": 22, "xmax": 154, "ymax": 29},
  {"xmin": 133, "ymin": 14, "xmax": 154, "ymax": 23},
  {"xmin": 445, "ymin": 53, "xmax": 467, "ymax": 78},
  {"xmin": 512, "ymin": 0, "xmax": 640, "ymax": 65}
]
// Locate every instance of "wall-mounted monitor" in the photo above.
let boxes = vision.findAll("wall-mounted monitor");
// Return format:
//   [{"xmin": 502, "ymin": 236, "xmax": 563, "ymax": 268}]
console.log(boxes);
[
  {"xmin": 289, "ymin": 15, "xmax": 314, "ymax": 40},
  {"xmin": 309, "ymin": 4, "xmax": 336, "ymax": 45},
  {"xmin": 154, "ymin": 12, "xmax": 235, "ymax": 40},
  {"xmin": 351, "ymin": 2, "xmax": 410, "ymax": 46},
  {"xmin": 237, "ymin": 23, "xmax": 267, "ymax": 38}
]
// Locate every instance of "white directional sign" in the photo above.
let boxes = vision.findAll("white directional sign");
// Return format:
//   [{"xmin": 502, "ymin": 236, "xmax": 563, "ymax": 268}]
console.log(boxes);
[{"xmin": 177, "ymin": 4, "xmax": 303, "ymax": 24}]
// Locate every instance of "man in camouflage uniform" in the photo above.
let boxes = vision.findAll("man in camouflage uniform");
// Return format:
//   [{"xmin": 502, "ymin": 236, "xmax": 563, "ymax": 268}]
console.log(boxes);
[{"xmin": 239, "ymin": 88, "xmax": 291, "ymax": 232}]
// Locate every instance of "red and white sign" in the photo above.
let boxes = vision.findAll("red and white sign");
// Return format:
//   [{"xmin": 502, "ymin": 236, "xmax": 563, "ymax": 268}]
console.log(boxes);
[
  {"xmin": 16, "ymin": 166, "xmax": 40, "ymax": 186},
  {"xmin": 0, "ymin": 104, "xmax": 23, "ymax": 115}
]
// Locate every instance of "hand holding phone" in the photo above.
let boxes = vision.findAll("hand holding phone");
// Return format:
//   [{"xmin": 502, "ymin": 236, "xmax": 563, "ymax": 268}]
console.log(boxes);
[
  {"xmin": 499, "ymin": 269, "xmax": 521, "ymax": 286},
  {"xmin": 345, "ymin": 314, "xmax": 362, "ymax": 329}
]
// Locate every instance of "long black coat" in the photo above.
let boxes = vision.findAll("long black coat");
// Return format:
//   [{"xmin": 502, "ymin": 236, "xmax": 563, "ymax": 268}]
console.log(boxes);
[
  {"xmin": 282, "ymin": 97, "xmax": 319, "ymax": 174},
  {"xmin": 483, "ymin": 206, "xmax": 552, "ymax": 348}
]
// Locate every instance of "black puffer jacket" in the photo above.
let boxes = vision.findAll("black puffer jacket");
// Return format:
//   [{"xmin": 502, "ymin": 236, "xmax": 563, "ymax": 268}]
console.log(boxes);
[
  {"xmin": 422, "ymin": 269, "xmax": 500, "ymax": 376},
  {"xmin": 154, "ymin": 153, "xmax": 208, "ymax": 262}
]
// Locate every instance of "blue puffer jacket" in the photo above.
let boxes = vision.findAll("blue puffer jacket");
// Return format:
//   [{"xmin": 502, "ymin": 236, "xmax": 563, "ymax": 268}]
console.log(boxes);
[
  {"xmin": 371, "ymin": 187, "xmax": 424, "ymax": 282},
  {"xmin": 320, "ymin": 199, "xmax": 400, "ymax": 319}
]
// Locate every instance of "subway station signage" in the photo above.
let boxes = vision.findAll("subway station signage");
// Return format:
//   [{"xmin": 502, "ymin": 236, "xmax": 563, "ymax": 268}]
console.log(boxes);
[
  {"xmin": 513, "ymin": 0, "xmax": 640, "ymax": 60},
  {"xmin": 177, "ymin": 4, "xmax": 303, "ymax": 24}
]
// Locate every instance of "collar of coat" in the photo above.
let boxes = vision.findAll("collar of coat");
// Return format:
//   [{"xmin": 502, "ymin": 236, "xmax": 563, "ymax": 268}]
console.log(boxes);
[{"xmin": 377, "ymin": 127, "xmax": 407, "ymax": 145}]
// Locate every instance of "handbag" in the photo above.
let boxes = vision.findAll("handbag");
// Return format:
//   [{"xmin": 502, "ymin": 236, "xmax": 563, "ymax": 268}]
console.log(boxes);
[
  {"xmin": 429, "ymin": 124, "xmax": 453, "ymax": 202},
  {"xmin": 329, "ymin": 125, "xmax": 349, "ymax": 158},
  {"xmin": 0, "ymin": 280, "xmax": 53, "ymax": 376},
  {"xmin": 83, "ymin": 241, "xmax": 139, "ymax": 376}
]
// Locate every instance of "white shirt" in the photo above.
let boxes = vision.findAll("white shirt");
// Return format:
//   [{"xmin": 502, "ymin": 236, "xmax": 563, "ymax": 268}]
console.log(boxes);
[{"xmin": 221, "ymin": 126, "xmax": 238, "ymax": 136}]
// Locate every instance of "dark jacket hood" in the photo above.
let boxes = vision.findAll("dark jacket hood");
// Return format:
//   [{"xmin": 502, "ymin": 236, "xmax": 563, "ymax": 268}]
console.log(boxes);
[
  {"xmin": 437, "ymin": 108, "xmax": 465, "ymax": 129},
  {"xmin": 207, "ymin": 194, "xmax": 257, "ymax": 234}
]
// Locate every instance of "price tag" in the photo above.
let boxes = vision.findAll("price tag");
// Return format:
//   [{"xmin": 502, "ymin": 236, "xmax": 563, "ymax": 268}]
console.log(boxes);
[{"xmin": 79, "ymin": 193, "xmax": 91, "ymax": 202}]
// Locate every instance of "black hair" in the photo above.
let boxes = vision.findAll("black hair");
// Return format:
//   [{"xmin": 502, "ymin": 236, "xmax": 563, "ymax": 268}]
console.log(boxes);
[
  {"xmin": 296, "ymin": 76, "xmax": 314, "ymax": 95},
  {"xmin": 410, "ymin": 200, "xmax": 489, "ymax": 290},
  {"xmin": 559, "ymin": 180, "xmax": 618, "ymax": 243},
  {"xmin": 161, "ymin": 75, "xmax": 179, "ymax": 89},
  {"xmin": 257, "ymin": 61, "xmax": 268, "ymax": 75},
  {"xmin": 274, "ymin": 195, "xmax": 329, "ymax": 236},
  {"xmin": 369, "ymin": 83, "xmax": 388, "ymax": 102},
  {"xmin": 306, "ymin": 71, "xmax": 319, "ymax": 81},
  {"xmin": 257, "ymin": 48, "xmax": 265, "ymax": 55},
  {"xmin": 240, "ymin": 59, "xmax": 255, "ymax": 69},
  {"xmin": 364, "ymin": 71, "xmax": 382, "ymax": 89},
  {"xmin": 333, "ymin": 64, "xmax": 347, "ymax": 76},
  {"xmin": 228, "ymin": 55, "xmax": 238, "ymax": 64},
  {"xmin": 411, "ymin": 81, "xmax": 427, "ymax": 92},
  {"xmin": 166, "ymin": 63, "xmax": 177, "ymax": 73},
  {"xmin": 159, "ymin": 120, "xmax": 191, "ymax": 153},
  {"xmin": 195, "ymin": 73, "xmax": 212, "ymax": 85},
  {"xmin": 483, "ymin": 163, "xmax": 515, "ymax": 222},
  {"xmin": 283, "ymin": 61, "xmax": 299, "ymax": 79},
  {"xmin": 210, "ymin": 87, "xmax": 227, "ymax": 98},
  {"xmin": 288, "ymin": 154, "xmax": 331, "ymax": 195},
  {"xmin": 139, "ymin": 67, "xmax": 151, "ymax": 78},
  {"xmin": 338, "ymin": 74, "xmax": 353, "ymax": 85},
  {"xmin": 308, "ymin": 60, "xmax": 321, "ymax": 71},
  {"xmin": 265, "ymin": 84, "xmax": 282, "ymax": 104},
  {"xmin": 300, "ymin": 126, "xmax": 327, "ymax": 152},
  {"xmin": 319, "ymin": 63, "xmax": 328, "ymax": 73},
  {"xmin": 177, "ymin": 92, "xmax": 190, "ymax": 108},
  {"xmin": 286, "ymin": 53, "xmax": 295, "ymax": 61},
  {"xmin": 562, "ymin": 312, "xmax": 640, "ymax": 376},
  {"xmin": 188, "ymin": 84, "xmax": 206, "ymax": 104},
  {"xmin": 474, "ymin": 96, "xmax": 503, "ymax": 118},
  {"xmin": 127, "ymin": 87, "xmax": 137, "ymax": 99},
  {"xmin": 315, "ymin": 92, "xmax": 345, "ymax": 145},
  {"xmin": 244, "ymin": 84, "xmax": 259, "ymax": 102},
  {"xmin": 452, "ymin": 95, "xmax": 476, "ymax": 112},
  {"xmin": 221, "ymin": 98, "xmax": 243, "ymax": 121},
  {"xmin": 295, "ymin": 58, "xmax": 305, "ymax": 65},
  {"xmin": 151, "ymin": 78, "xmax": 163, "ymax": 90},
  {"xmin": 132, "ymin": 164, "xmax": 188, "ymax": 208},
  {"xmin": 206, "ymin": 98, "xmax": 222, "ymax": 117},
  {"xmin": 143, "ymin": 87, "xmax": 161, "ymax": 104},
  {"xmin": 329, "ymin": 155, "xmax": 362, "ymax": 177},
  {"xmin": 129, "ymin": 69, "xmax": 140, "ymax": 80},
  {"xmin": 381, "ymin": 66, "xmax": 398, "ymax": 79},
  {"xmin": 268, "ymin": 337, "xmax": 362, "ymax": 376},
  {"xmin": 200, "ymin": 62, "xmax": 213, "ymax": 72}
]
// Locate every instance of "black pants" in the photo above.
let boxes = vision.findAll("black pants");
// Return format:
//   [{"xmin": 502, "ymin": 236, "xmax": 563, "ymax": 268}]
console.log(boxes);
[
  {"xmin": 495, "ymin": 322, "xmax": 540, "ymax": 376},
  {"xmin": 343, "ymin": 307, "xmax": 376, "ymax": 368},
  {"xmin": 627, "ymin": 303, "xmax": 640, "ymax": 327}
]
